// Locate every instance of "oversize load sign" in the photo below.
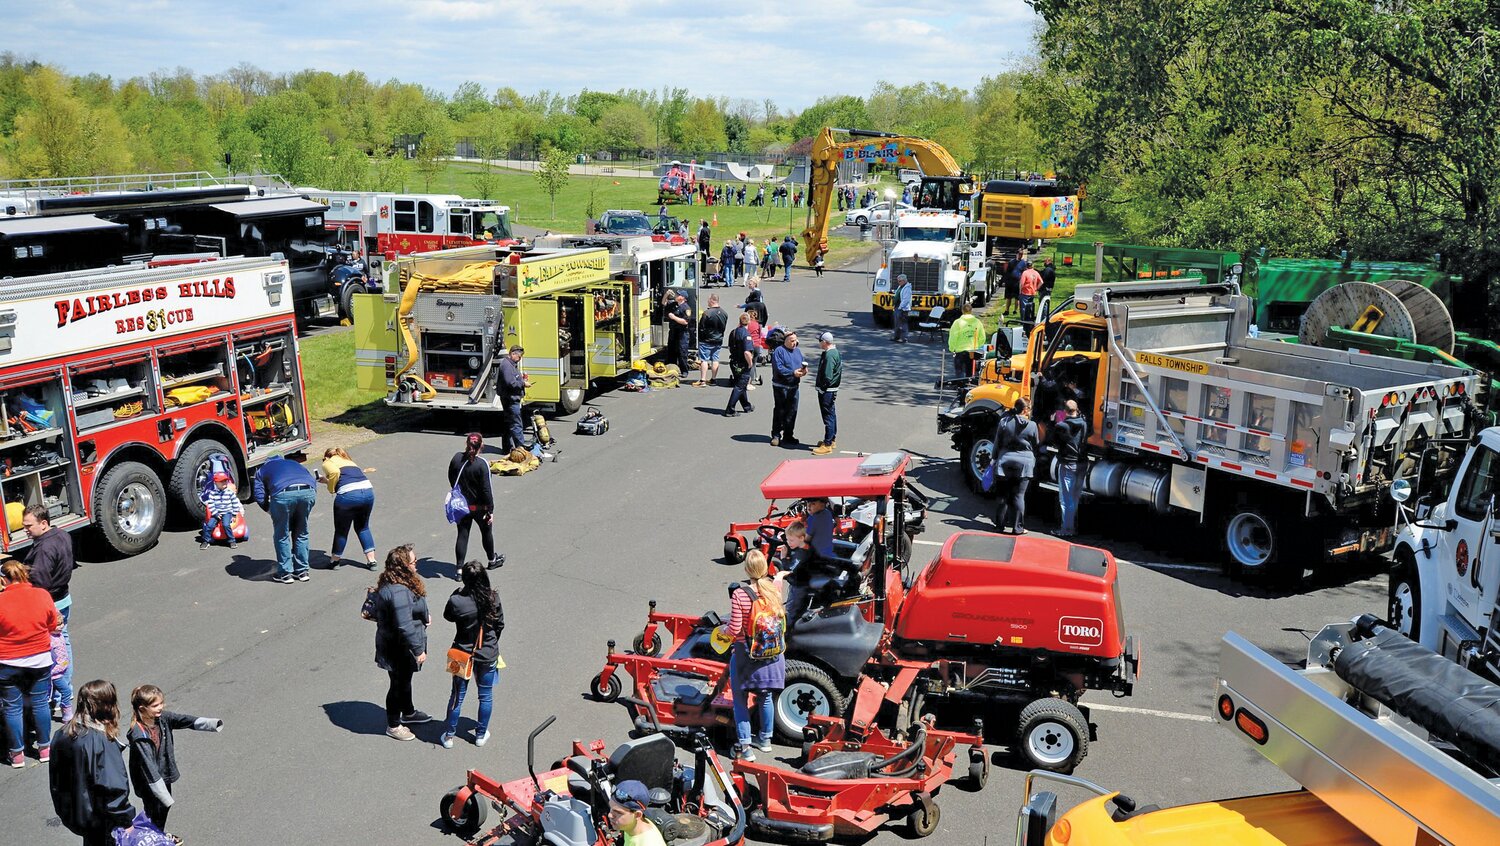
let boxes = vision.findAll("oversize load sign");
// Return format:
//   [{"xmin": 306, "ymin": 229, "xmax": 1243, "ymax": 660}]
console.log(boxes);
[
  {"xmin": 1133, "ymin": 350, "xmax": 1211, "ymax": 376},
  {"xmin": 54, "ymin": 277, "xmax": 238, "ymax": 336}
]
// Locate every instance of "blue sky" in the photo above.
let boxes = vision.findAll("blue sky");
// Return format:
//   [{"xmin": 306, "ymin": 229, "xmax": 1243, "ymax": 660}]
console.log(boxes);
[{"xmin": 9, "ymin": 1, "xmax": 1039, "ymax": 111}]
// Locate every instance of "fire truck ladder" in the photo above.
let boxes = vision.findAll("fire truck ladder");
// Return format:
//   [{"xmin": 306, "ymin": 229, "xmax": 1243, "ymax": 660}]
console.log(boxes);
[{"xmin": 1220, "ymin": 619, "xmax": 1500, "ymax": 846}]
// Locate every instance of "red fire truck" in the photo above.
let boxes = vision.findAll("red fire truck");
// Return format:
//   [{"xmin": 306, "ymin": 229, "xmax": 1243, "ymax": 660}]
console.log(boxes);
[
  {"xmin": 302, "ymin": 190, "xmax": 514, "ymax": 258},
  {"xmin": 0, "ymin": 256, "xmax": 311, "ymax": 557}
]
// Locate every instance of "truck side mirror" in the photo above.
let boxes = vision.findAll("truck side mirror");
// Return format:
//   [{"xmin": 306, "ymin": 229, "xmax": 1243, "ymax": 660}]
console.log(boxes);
[{"xmin": 1390, "ymin": 479, "xmax": 1412, "ymax": 503}]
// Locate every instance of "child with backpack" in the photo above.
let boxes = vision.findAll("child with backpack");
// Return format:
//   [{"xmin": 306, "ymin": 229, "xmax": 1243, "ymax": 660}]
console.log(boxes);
[{"xmin": 722, "ymin": 550, "xmax": 786, "ymax": 761}]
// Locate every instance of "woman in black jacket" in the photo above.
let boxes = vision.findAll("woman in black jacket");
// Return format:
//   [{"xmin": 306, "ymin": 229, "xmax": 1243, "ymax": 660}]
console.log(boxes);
[
  {"xmin": 439, "ymin": 560, "xmax": 505, "ymax": 749},
  {"xmin": 126, "ymin": 683, "xmax": 223, "ymax": 835},
  {"xmin": 449, "ymin": 433, "xmax": 503, "ymax": 570},
  {"xmin": 49, "ymin": 679, "xmax": 135, "ymax": 845},
  {"xmin": 373, "ymin": 544, "xmax": 430, "ymax": 741},
  {"xmin": 992, "ymin": 398, "xmax": 1040, "ymax": 535}
]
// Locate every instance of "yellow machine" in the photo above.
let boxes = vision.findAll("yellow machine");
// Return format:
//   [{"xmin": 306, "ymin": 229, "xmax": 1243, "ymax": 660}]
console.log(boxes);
[{"xmin": 1015, "ymin": 620, "xmax": 1500, "ymax": 845}]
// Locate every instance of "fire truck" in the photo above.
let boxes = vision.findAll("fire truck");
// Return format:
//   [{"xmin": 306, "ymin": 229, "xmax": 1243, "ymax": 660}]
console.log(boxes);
[
  {"xmin": 301, "ymin": 190, "xmax": 514, "ymax": 259},
  {"xmin": 0, "ymin": 257, "xmax": 311, "ymax": 557}
]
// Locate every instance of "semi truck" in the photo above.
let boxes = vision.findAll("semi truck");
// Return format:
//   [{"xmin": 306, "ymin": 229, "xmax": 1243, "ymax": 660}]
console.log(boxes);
[
  {"xmin": 1386, "ymin": 424, "xmax": 1500, "ymax": 684},
  {"xmin": 1015, "ymin": 617, "xmax": 1500, "ymax": 845},
  {"xmin": 869, "ymin": 210, "xmax": 992, "ymax": 326},
  {"xmin": 354, "ymin": 236, "xmax": 698, "ymax": 416},
  {"xmin": 938, "ymin": 276, "xmax": 1485, "ymax": 579}
]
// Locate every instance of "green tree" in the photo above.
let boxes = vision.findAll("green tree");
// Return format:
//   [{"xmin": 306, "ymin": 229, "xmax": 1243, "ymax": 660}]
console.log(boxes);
[
  {"xmin": 320, "ymin": 141, "xmax": 369, "ymax": 191},
  {"xmin": 679, "ymin": 99, "xmax": 727, "ymax": 154},
  {"xmin": 447, "ymin": 81, "xmax": 491, "ymax": 122},
  {"xmin": 246, "ymin": 90, "xmax": 328, "ymax": 183},
  {"xmin": 790, "ymin": 95, "xmax": 870, "ymax": 142},
  {"xmin": 596, "ymin": 102, "xmax": 651, "ymax": 151},
  {"xmin": 370, "ymin": 149, "xmax": 409, "ymax": 192},
  {"xmin": 534, "ymin": 143, "xmax": 571, "ymax": 219},
  {"xmin": 573, "ymin": 90, "xmax": 623, "ymax": 124},
  {"xmin": 6, "ymin": 66, "xmax": 132, "ymax": 177},
  {"xmin": 412, "ymin": 116, "xmax": 453, "ymax": 191}
]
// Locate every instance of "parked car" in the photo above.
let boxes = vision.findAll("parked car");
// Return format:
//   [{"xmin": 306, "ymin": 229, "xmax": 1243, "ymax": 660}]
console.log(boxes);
[
  {"xmin": 845, "ymin": 201, "xmax": 915, "ymax": 227},
  {"xmin": 591, "ymin": 209, "xmax": 656, "ymax": 236}
]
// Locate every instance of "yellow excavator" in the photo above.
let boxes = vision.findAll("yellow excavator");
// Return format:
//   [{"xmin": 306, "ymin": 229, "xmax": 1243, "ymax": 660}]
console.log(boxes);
[{"xmin": 800, "ymin": 127, "xmax": 1080, "ymax": 261}]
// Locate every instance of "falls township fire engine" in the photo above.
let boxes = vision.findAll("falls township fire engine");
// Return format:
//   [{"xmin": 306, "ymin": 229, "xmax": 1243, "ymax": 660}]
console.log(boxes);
[
  {"xmin": 301, "ymin": 190, "xmax": 514, "ymax": 258},
  {"xmin": 0, "ymin": 256, "xmax": 311, "ymax": 556}
]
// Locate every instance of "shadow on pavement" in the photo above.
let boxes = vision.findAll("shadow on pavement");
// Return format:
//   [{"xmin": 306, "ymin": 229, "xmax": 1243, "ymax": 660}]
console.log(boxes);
[
  {"xmin": 223, "ymin": 554, "xmax": 274, "ymax": 582},
  {"xmin": 416, "ymin": 556, "xmax": 458, "ymax": 582},
  {"xmin": 321, "ymin": 700, "xmax": 391, "ymax": 737}
]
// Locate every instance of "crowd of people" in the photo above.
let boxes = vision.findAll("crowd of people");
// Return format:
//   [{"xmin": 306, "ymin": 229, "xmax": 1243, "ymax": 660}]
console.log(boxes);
[
  {"xmin": 672, "ymin": 181, "xmax": 806, "ymax": 209},
  {"xmin": 696, "ymin": 222, "xmax": 805, "ymax": 287}
]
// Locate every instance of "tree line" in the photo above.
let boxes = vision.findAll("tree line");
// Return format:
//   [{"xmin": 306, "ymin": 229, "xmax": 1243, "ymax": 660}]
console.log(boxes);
[{"xmin": 0, "ymin": 56, "xmax": 1044, "ymax": 194}]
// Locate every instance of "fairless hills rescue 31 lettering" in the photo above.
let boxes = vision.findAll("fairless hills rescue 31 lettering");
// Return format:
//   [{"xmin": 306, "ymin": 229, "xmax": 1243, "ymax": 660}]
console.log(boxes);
[{"xmin": 53, "ymin": 276, "xmax": 238, "ymax": 333}]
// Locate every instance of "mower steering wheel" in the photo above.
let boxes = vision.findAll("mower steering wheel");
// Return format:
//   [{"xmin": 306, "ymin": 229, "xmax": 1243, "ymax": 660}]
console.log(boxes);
[{"xmin": 758, "ymin": 524, "xmax": 786, "ymax": 546}]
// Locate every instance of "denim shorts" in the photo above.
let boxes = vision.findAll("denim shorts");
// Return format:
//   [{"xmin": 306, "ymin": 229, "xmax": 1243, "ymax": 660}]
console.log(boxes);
[{"xmin": 698, "ymin": 344, "xmax": 721, "ymax": 362}]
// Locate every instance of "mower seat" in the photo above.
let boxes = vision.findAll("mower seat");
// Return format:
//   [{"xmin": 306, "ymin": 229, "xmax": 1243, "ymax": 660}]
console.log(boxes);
[
  {"xmin": 608, "ymin": 733, "xmax": 677, "ymax": 793},
  {"xmin": 799, "ymin": 750, "xmax": 879, "ymax": 781},
  {"xmin": 540, "ymin": 795, "xmax": 598, "ymax": 845}
]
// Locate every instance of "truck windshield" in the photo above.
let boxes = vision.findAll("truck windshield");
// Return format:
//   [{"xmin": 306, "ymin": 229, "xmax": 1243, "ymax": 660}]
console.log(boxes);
[
  {"xmin": 604, "ymin": 213, "xmax": 654, "ymax": 235},
  {"xmin": 897, "ymin": 226, "xmax": 955, "ymax": 242},
  {"xmin": 474, "ymin": 210, "xmax": 512, "ymax": 240}
]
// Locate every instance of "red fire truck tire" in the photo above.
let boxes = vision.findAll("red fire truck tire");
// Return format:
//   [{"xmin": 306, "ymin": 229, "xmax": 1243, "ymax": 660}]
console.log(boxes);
[
  {"xmin": 169, "ymin": 440, "xmax": 235, "ymax": 520},
  {"xmin": 93, "ymin": 461, "xmax": 167, "ymax": 555}
]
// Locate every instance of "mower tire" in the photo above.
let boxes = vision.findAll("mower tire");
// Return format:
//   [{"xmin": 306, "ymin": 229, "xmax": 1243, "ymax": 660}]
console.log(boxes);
[
  {"xmin": 773, "ymin": 661, "xmax": 848, "ymax": 744},
  {"xmin": 439, "ymin": 785, "xmax": 487, "ymax": 836},
  {"xmin": 1015, "ymin": 698, "xmax": 1088, "ymax": 774},
  {"xmin": 906, "ymin": 799, "xmax": 941, "ymax": 838},
  {"xmin": 632, "ymin": 630, "xmax": 664, "ymax": 657},
  {"xmin": 723, "ymin": 537, "xmax": 745, "ymax": 565},
  {"xmin": 590, "ymin": 672, "xmax": 623, "ymax": 703},
  {"xmin": 966, "ymin": 748, "xmax": 990, "ymax": 791}
]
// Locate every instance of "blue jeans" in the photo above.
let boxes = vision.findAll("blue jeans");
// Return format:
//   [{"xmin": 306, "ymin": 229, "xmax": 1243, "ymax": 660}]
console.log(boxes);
[
  {"xmin": 723, "ymin": 262, "xmax": 734, "ymax": 286},
  {"xmin": 444, "ymin": 662, "xmax": 498, "ymax": 737},
  {"xmin": 730, "ymin": 652, "xmax": 774, "ymax": 747},
  {"xmin": 501, "ymin": 398, "xmax": 525, "ymax": 452},
  {"xmin": 51, "ymin": 603, "xmax": 72, "ymax": 712},
  {"xmin": 270, "ymin": 487, "xmax": 317, "ymax": 576},
  {"xmin": 1021, "ymin": 294, "xmax": 1036, "ymax": 324},
  {"xmin": 783, "ymin": 257, "xmax": 792, "ymax": 281},
  {"xmin": 0, "ymin": 663, "xmax": 51, "ymax": 754},
  {"xmin": 202, "ymin": 513, "xmax": 233, "ymax": 544},
  {"xmin": 332, "ymin": 488, "xmax": 376, "ymax": 558},
  {"xmin": 818, "ymin": 391, "xmax": 837, "ymax": 444},
  {"xmin": 894, "ymin": 309, "xmax": 909, "ymax": 341},
  {"xmin": 1058, "ymin": 461, "xmax": 1084, "ymax": 535}
]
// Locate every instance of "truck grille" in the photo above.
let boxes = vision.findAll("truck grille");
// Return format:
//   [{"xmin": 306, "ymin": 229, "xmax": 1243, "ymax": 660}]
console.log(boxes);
[{"xmin": 892, "ymin": 257, "xmax": 943, "ymax": 295}]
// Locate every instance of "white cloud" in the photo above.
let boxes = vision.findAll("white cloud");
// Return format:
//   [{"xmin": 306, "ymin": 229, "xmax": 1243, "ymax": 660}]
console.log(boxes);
[{"xmin": 5, "ymin": 0, "xmax": 1040, "ymax": 110}]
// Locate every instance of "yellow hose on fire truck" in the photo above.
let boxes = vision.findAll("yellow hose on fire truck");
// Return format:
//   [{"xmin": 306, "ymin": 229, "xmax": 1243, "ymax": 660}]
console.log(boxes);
[{"xmin": 393, "ymin": 260, "xmax": 497, "ymax": 399}]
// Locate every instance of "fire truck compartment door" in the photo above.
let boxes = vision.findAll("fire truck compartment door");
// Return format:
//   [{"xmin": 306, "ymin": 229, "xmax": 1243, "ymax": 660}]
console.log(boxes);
[
  {"xmin": 518, "ymin": 299, "xmax": 561, "ymax": 404},
  {"xmin": 353, "ymin": 294, "xmax": 400, "ymax": 392}
]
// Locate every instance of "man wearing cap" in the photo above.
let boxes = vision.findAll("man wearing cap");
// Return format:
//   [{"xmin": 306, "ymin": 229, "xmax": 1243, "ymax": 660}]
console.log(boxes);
[
  {"xmin": 253, "ymin": 454, "xmax": 318, "ymax": 584},
  {"xmin": 664, "ymin": 289, "xmax": 692, "ymax": 372},
  {"xmin": 811, "ymin": 332, "xmax": 841, "ymax": 455},
  {"xmin": 200, "ymin": 471, "xmax": 243, "ymax": 550},
  {"xmin": 607, "ymin": 780, "xmax": 667, "ymax": 846},
  {"xmin": 495, "ymin": 345, "xmax": 531, "ymax": 453},
  {"xmin": 893, "ymin": 273, "xmax": 912, "ymax": 343}
]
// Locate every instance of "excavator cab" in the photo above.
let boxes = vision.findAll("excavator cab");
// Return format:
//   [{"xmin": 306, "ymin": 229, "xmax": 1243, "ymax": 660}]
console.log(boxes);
[{"xmin": 915, "ymin": 176, "xmax": 974, "ymax": 215}]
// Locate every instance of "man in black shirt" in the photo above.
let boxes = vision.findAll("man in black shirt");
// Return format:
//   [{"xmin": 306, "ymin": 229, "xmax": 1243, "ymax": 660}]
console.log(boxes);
[
  {"xmin": 697, "ymin": 220, "xmax": 712, "ymax": 275},
  {"xmin": 723, "ymin": 312, "xmax": 756, "ymax": 417},
  {"xmin": 1052, "ymin": 400, "xmax": 1090, "ymax": 537},
  {"xmin": 664, "ymin": 290, "xmax": 692, "ymax": 372},
  {"xmin": 494, "ymin": 346, "xmax": 531, "ymax": 452},
  {"xmin": 694, "ymin": 293, "xmax": 728, "ymax": 387}
]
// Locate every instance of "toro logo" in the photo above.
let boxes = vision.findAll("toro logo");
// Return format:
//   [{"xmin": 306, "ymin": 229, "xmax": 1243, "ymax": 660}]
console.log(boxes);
[{"xmin": 1058, "ymin": 616, "xmax": 1104, "ymax": 647}]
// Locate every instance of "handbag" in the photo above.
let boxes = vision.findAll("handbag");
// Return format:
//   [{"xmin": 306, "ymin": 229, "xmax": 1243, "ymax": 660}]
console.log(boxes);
[
  {"xmin": 979, "ymin": 462, "xmax": 997, "ymax": 494},
  {"xmin": 444, "ymin": 483, "xmax": 470, "ymax": 524},
  {"xmin": 446, "ymin": 624, "xmax": 483, "ymax": 680},
  {"xmin": 360, "ymin": 586, "xmax": 379, "ymax": 621}
]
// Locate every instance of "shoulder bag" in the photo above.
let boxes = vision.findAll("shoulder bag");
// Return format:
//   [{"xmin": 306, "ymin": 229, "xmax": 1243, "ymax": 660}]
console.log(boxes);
[{"xmin": 446, "ymin": 624, "xmax": 483, "ymax": 680}]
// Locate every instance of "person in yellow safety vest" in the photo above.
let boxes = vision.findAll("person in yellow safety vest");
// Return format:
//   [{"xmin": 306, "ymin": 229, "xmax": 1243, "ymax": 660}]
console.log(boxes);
[{"xmin": 948, "ymin": 303, "xmax": 987, "ymax": 383}]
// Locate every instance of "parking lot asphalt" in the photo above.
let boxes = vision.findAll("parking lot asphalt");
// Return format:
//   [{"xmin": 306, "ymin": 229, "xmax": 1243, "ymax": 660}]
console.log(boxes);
[{"xmin": 1, "ymin": 252, "xmax": 1387, "ymax": 845}]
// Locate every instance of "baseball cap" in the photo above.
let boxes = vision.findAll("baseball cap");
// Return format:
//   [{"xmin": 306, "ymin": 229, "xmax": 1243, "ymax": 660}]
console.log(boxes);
[
  {"xmin": 818, "ymin": 332, "xmax": 834, "ymax": 344},
  {"xmin": 611, "ymin": 779, "xmax": 650, "ymax": 811},
  {"xmin": 212, "ymin": 472, "xmax": 230, "ymax": 482}
]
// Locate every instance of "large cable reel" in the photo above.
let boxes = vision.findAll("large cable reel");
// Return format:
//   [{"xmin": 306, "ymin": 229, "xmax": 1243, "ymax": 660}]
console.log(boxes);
[{"xmin": 1298, "ymin": 279, "xmax": 1454, "ymax": 354}]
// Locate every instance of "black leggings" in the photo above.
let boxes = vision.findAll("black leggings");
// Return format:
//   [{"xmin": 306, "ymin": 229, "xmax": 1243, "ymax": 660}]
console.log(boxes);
[
  {"xmin": 455, "ymin": 511, "xmax": 495, "ymax": 565},
  {"xmin": 994, "ymin": 477, "xmax": 1030, "ymax": 533},
  {"xmin": 144, "ymin": 790, "xmax": 171, "ymax": 829},
  {"xmin": 386, "ymin": 668, "xmax": 415, "ymax": 728}
]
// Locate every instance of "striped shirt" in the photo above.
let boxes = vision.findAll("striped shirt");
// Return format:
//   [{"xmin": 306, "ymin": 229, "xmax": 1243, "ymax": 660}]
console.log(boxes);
[{"xmin": 203, "ymin": 486, "xmax": 242, "ymax": 517}]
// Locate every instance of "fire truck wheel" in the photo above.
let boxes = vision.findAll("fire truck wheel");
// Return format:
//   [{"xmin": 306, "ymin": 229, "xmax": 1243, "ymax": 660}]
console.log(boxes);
[
  {"xmin": 906, "ymin": 799, "xmax": 941, "ymax": 838},
  {"xmin": 438, "ymin": 785, "xmax": 487, "ymax": 836},
  {"xmin": 556, "ymin": 385, "xmax": 585, "ymax": 416},
  {"xmin": 170, "ymin": 440, "xmax": 234, "ymax": 521},
  {"xmin": 93, "ymin": 461, "xmax": 167, "ymax": 555},
  {"xmin": 1015, "ymin": 698, "xmax": 1088, "ymax": 773},
  {"xmin": 589, "ymin": 672, "xmax": 623, "ymax": 703},
  {"xmin": 773, "ymin": 662, "xmax": 848, "ymax": 744},
  {"xmin": 338, "ymin": 281, "xmax": 360, "ymax": 323},
  {"xmin": 1388, "ymin": 549, "xmax": 1421, "ymax": 641}
]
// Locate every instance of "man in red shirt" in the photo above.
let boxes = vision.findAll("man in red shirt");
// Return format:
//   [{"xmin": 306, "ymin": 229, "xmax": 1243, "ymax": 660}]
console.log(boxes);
[{"xmin": 1019, "ymin": 262, "xmax": 1045, "ymax": 326}]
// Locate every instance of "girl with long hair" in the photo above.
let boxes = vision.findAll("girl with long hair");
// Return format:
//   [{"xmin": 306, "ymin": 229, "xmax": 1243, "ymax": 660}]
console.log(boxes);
[
  {"xmin": 724, "ymin": 550, "xmax": 786, "ymax": 760},
  {"xmin": 439, "ymin": 560, "xmax": 505, "ymax": 748},
  {"xmin": 50, "ymin": 680, "xmax": 135, "ymax": 845},
  {"xmin": 126, "ymin": 683, "xmax": 223, "ymax": 836},
  {"xmin": 372, "ymin": 544, "xmax": 431, "ymax": 741},
  {"xmin": 448, "ymin": 433, "xmax": 503, "ymax": 569}
]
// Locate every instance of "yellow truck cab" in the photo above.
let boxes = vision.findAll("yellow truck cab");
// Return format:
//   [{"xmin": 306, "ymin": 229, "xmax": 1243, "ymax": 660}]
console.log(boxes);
[
  {"xmin": 1016, "ymin": 617, "xmax": 1500, "ymax": 846},
  {"xmin": 353, "ymin": 238, "xmax": 697, "ymax": 416}
]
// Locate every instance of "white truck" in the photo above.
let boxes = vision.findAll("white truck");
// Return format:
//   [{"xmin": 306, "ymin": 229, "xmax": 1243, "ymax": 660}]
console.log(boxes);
[
  {"xmin": 870, "ymin": 210, "xmax": 992, "ymax": 327},
  {"xmin": 1387, "ymin": 424, "xmax": 1500, "ymax": 683}
]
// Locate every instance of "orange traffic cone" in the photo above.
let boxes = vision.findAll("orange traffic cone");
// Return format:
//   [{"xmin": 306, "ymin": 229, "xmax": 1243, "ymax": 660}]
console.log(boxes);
[{"xmin": 712, "ymin": 212, "xmax": 718, "ymax": 226}]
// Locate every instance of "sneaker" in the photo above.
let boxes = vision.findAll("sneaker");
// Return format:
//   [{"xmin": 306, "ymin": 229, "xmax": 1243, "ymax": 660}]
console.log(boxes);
[
  {"xmin": 784, "ymin": 438, "xmax": 801, "ymax": 446},
  {"xmin": 294, "ymin": 572, "xmax": 311, "ymax": 582},
  {"xmin": 723, "ymin": 410, "xmax": 737, "ymax": 418},
  {"xmin": 227, "ymin": 540, "xmax": 237, "ymax": 549},
  {"xmin": 198, "ymin": 541, "xmax": 209, "ymax": 550},
  {"xmin": 474, "ymin": 730, "xmax": 491, "ymax": 747},
  {"xmin": 487, "ymin": 554, "xmax": 506, "ymax": 570},
  {"xmin": 37, "ymin": 745, "xmax": 49, "ymax": 764},
  {"xmin": 8, "ymin": 750, "xmax": 23, "ymax": 768},
  {"xmin": 769, "ymin": 437, "xmax": 780, "ymax": 447},
  {"xmin": 742, "ymin": 404, "xmax": 754, "ymax": 413},
  {"xmin": 735, "ymin": 746, "xmax": 756, "ymax": 762},
  {"xmin": 692, "ymin": 381, "xmax": 706, "ymax": 388},
  {"xmin": 754, "ymin": 740, "xmax": 773, "ymax": 753},
  {"xmin": 366, "ymin": 561, "xmax": 379, "ymax": 571},
  {"xmin": 386, "ymin": 726, "xmax": 416, "ymax": 741},
  {"xmin": 51, "ymin": 705, "xmax": 62, "ymax": 722},
  {"xmin": 60, "ymin": 706, "xmax": 74, "ymax": 723},
  {"xmin": 401, "ymin": 710, "xmax": 434, "ymax": 724},
  {"xmin": 439, "ymin": 733, "xmax": 454, "ymax": 749},
  {"xmin": 270, "ymin": 574, "xmax": 294, "ymax": 584}
]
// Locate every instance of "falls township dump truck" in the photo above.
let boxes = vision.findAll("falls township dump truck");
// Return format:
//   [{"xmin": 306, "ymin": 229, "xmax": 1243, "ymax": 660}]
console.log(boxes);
[
  {"xmin": 939, "ymin": 277, "xmax": 1484, "ymax": 579},
  {"xmin": 1015, "ymin": 617, "xmax": 1500, "ymax": 845}
]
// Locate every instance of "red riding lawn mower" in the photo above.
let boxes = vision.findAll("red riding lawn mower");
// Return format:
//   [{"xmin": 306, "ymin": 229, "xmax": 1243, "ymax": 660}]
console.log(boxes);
[
  {"xmin": 437, "ymin": 715, "xmax": 746, "ymax": 845},
  {"xmin": 590, "ymin": 452, "xmax": 1140, "ymax": 774}
]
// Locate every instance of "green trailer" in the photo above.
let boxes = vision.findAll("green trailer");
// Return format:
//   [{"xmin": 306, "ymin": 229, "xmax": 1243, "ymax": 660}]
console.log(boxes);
[{"xmin": 1249, "ymin": 257, "xmax": 1459, "ymax": 334}]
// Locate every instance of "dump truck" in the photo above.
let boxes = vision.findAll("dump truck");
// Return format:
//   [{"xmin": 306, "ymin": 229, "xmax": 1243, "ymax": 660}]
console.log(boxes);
[
  {"xmin": 938, "ymin": 276, "xmax": 1485, "ymax": 579},
  {"xmin": 1015, "ymin": 617, "xmax": 1500, "ymax": 846}
]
